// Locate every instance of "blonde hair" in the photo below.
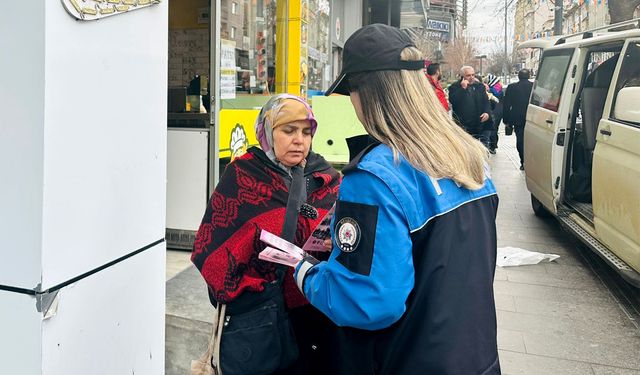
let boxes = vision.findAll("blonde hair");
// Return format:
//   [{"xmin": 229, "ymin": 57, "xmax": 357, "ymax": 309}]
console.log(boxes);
[{"xmin": 350, "ymin": 47, "xmax": 488, "ymax": 190}]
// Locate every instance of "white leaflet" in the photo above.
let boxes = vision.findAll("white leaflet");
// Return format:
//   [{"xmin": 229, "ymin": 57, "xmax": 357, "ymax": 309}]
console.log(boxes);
[
  {"xmin": 258, "ymin": 247, "xmax": 302, "ymax": 268},
  {"xmin": 260, "ymin": 230, "xmax": 305, "ymax": 257}
]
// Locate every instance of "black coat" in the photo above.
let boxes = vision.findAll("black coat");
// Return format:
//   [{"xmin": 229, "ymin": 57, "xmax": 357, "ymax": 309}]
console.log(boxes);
[
  {"xmin": 448, "ymin": 80, "xmax": 492, "ymax": 131},
  {"xmin": 503, "ymin": 79, "xmax": 533, "ymax": 128}
]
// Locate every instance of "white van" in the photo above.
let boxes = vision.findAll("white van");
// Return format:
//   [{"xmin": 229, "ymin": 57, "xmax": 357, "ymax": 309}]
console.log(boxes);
[{"xmin": 521, "ymin": 20, "xmax": 640, "ymax": 287}]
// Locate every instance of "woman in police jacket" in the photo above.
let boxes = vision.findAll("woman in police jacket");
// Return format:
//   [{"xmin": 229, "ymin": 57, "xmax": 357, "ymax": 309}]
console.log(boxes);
[{"xmin": 293, "ymin": 24, "xmax": 501, "ymax": 375}]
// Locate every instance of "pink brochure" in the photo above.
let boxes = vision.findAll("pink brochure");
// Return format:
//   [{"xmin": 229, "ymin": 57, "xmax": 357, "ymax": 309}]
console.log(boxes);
[
  {"xmin": 302, "ymin": 204, "xmax": 335, "ymax": 252},
  {"xmin": 258, "ymin": 247, "xmax": 302, "ymax": 268},
  {"xmin": 260, "ymin": 230, "xmax": 305, "ymax": 257}
]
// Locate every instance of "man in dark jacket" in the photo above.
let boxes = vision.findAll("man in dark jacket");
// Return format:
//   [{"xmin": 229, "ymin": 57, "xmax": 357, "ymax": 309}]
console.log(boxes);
[
  {"xmin": 503, "ymin": 68, "xmax": 534, "ymax": 170},
  {"xmin": 448, "ymin": 66, "xmax": 492, "ymax": 147}
]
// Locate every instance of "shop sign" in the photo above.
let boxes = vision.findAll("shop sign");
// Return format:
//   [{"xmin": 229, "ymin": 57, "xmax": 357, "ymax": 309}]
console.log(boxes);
[
  {"xmin": 61, "ymin": 0, "xmax": 162, "ymax": 21},
  {"xmin": 425, "ymin": 30, "xmax": 450, "ymax": 41},
  {"xmin": 229, "ymin": 124, "xmax": 249, "ymax": 160},
  {"xmin": 426, "ymin": 19, "xmax": 450, "ymax": 33},
  {"xmin": 219, "ymin": 109, "xmax": 260, "ymax": 159}
]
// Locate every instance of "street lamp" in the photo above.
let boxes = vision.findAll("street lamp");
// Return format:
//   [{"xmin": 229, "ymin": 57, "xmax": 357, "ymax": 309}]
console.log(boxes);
[{"xmin": 475, "ymin": 54, "xmax": 487, "ymax": 76}]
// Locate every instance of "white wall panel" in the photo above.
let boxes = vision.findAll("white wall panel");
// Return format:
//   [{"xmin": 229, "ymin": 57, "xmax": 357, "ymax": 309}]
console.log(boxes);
[
  {"xmin": 166, "ymin": 130, "xmax": 209, "ymax": 231},
  {"xmin": 0, "ymin": 291, "xmax": 42, "ymax": 375},
  {"xmin": 0, "ymin": 3, "xmax": 45, "ymax": 288},
  {"xmin": 40, "ymin": 2, "xmax": 168, "ymax": 288},
  {"xmin": 42, "ymin": 243, "xmax": 165, "ymax": 375}
]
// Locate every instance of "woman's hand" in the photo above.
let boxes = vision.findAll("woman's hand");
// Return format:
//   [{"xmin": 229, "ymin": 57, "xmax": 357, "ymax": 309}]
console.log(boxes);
[{"xmin": 323, "ymin": 239, "xmax": 333, "ymax": 251}]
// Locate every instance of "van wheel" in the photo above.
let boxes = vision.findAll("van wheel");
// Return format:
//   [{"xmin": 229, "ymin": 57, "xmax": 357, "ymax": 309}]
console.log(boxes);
[{"xmin": 531, "ymin": 194, "xmax": 550, "ymax": 217}]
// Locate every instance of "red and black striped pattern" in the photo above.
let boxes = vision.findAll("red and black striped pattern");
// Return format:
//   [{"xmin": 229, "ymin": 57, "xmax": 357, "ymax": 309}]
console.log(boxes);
[{"xmin": 191, "ymin": 148, "xmax": 340, "ymax": 309}]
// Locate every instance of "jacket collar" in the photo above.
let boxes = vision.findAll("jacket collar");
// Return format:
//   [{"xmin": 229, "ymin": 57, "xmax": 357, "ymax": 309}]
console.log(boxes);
[{"xmin": 342, "ymin": 135, "xmax": 381, "ymax": 174}]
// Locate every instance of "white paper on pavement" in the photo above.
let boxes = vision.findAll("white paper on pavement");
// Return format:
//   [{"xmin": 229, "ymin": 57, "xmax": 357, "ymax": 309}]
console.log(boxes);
[
  {"xmin": 496, "ymin": 246, "xmax": 560, "ymax": 267},
  {"xmin": 302, "ymin": 204, "xmax": 335, "ymax": 252}
]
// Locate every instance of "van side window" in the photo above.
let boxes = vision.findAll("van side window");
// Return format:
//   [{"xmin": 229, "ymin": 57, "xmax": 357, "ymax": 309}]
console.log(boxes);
[
  {"xmin": 530, "ymin": 50, "xmax": 573, "ymax": 112},
  {"xmin": 611, "ymin": 42, "xmax": 640, "ymax": 126}
]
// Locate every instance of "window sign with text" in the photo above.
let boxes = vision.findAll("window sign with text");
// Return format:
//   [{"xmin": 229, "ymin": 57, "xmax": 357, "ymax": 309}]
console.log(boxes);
[{"xmin": 220, "ymin": 39, "xmax": 237, "ymax": 100}]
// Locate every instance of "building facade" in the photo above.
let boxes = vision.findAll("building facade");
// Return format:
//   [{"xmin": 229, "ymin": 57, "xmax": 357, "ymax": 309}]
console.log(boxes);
[
  {"xmin": 563, "ymin": 1, "xmax": 610, "ymax": 35},
  {"xmin": 513, "ymin": 0, "xmax": 613, "ymax": 72}
]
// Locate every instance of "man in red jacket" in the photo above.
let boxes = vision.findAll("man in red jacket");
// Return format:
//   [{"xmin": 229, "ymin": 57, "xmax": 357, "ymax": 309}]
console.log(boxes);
[{"xmin": 426, "ymin": 62, "xmax": 449, "ymax": 111}]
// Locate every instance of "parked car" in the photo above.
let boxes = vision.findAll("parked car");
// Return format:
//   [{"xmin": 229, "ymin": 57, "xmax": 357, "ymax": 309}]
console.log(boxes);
[{"xmin": 519, "ymin": 19, "xmax": 640, "ymax": 287}]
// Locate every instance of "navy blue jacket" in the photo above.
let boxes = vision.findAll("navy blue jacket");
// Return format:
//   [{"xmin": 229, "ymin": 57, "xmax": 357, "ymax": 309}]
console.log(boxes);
[
  {"xmin": 295, "ymin": 136, "xmax": 501, "ymax": 374},
  {"xmin": 449, "ymin": 80, "xmax": 493, "ymax": 131},
  {"xmin": 503, "ymin": 79, "xmax": 534, "ymax": 128}
]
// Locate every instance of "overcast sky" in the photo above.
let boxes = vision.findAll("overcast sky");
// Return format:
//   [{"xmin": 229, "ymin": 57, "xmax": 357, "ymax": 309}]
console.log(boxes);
[{"xmin": 464, "ymin": 0, "xmax": 516, "ymax": 56}]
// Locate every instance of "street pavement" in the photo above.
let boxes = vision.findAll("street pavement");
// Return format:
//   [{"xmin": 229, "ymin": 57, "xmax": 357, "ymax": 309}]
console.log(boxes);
[
  {"xmin": 165, "ymin": 133, "xmax": 640, "ymax": 375},
  {"xmin": 491, "ymin": 134, "xmax": 640, "ymax": 375}
]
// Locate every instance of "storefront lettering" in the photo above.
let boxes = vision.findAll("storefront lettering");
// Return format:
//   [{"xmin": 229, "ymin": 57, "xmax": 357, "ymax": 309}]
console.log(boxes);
[{"xmin": 426, "ymin": 19, "xmax": 450, "ymax": 33}]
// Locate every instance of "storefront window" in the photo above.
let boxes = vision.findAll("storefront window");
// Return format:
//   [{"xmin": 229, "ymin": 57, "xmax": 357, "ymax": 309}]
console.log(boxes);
[
  {"xmin": 219, "ymin": 0, "xmax": 277, "ymax": 160},
  {"xmin": 220, "ymin": 0, "xmax": 277, "ymax": 107},
  {"xmin": 303, "ymin": 0, "xmax": 331, "ymax": 95}
]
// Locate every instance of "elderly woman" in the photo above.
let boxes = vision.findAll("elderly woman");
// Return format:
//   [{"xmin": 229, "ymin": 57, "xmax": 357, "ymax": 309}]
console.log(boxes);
[{"xmin": 191, "ymin": 94, "xmax": 340, "ymax": 375}]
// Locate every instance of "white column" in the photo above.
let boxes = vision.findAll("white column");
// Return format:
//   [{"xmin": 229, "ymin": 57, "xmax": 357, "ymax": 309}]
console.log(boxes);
[{"xmin": 0, "ymin": 2, "xmax": 168, "ymax": 374}]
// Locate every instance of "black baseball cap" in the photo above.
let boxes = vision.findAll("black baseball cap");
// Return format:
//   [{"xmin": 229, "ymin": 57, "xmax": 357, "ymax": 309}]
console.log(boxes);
[{"xmin": 325, "ymin": 24, "xmax": 424, "ymax": 96}]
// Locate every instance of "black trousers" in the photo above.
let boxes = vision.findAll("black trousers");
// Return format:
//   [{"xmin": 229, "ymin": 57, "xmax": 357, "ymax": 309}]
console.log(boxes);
[
  {"xmin": 277, "ymin": 304, "xmax": 338, "ymax": 375},
  {"xmin": 515, "ymin": 126, "xmax": 525, "ymax": 166},
  {"xmin": 464, "ymin": 126, "xmax": 492, "ymax": 148},
  {"xmin": 490, "ymin": 105, "xmax": 503, "ymax": 150}
]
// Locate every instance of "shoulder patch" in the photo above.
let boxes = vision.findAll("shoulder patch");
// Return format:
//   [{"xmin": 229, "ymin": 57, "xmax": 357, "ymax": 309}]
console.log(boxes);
[
  {"xmin": 334, "ymin": 200, "xmax": 378, "ymax": 276},
  {"xmin": 335, "ymin": 217, "xmax": 361, "ymax": 252}
]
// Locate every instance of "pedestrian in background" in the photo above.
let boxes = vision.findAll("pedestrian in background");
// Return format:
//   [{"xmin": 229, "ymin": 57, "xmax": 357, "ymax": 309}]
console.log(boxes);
[
  {"xmin": 293, "ymin": 24, "xmax": 500, "ymax": 375},
  {"xmin": 503, "ymin": 68, "xmax": 533, "ymax": 170},
  {"xmin": 486, "ymin": 73, "xmax": 504, "ymax": 154},
  {"xmin": 448, "ymin": 66, "xmax": 493, "ymax": 148},
  {"xmin": 191, "ymin": 94, "xmax": 341, "ymax": 375},
  {"xmin": 425, "ymin": 62, "xmax": 449, "ymax": 111}
]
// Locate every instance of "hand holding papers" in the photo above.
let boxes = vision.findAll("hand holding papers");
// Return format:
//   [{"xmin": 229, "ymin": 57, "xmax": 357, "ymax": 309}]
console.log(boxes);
[
  {"xmin": 258, "ymin": 230, "xmax": 319, "ymax": 268},
  {"xmin": 302, "ymin": 205, "xmax": 335, "ymax": 252},
  {"xmin": 258, "ymin": 230, "xmax": 305, "ymax": 268},
  {"xmin": 259, "ymin": 247, "xmax": 303, "ymax": 267}
]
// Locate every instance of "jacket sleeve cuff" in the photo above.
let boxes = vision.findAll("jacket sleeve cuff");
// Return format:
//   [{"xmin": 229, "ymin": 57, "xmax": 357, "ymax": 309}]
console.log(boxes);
[{"xmin": 294, "ymin": 255, "xmax": 319, "ymax": 293}]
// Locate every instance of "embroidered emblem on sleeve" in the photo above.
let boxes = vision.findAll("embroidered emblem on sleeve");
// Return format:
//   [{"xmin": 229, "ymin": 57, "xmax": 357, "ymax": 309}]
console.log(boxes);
[
  {"xmin": 336, "ymin": 217, "xmax": 361, "ymax": 253},
  {"xmin": 334, "ymin": 200, "xmax": 378, "ymax": 276}
]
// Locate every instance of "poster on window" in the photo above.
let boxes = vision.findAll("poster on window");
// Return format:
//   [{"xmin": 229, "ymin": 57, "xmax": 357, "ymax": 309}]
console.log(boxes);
[{"xmin": 221, "ymin": 39, "xmax": 237, "ymax": 100}]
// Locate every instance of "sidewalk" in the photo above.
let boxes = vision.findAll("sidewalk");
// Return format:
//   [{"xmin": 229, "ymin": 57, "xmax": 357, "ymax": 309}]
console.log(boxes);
[
  {"xmin": 491, "ymin": 134, "xmax": 640, "ymax": 375},
  {"xmin": 165, "ymin": 134, "xmax": 640, "ymax": 375}
]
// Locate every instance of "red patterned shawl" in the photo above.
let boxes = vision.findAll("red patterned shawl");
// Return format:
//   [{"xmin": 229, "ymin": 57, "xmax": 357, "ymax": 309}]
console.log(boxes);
[{"xmin": 191, "ymin": 147, "xmax": 340, "ymax": 309}]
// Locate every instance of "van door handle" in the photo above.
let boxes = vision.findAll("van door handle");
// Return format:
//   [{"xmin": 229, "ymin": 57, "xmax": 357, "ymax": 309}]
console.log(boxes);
[
  {"xmin": 546, "ymin": 119, "xmax": 553, "ymax": 125},
  {"xmin": 600, "ymin": 129, "xmax": 612, "ymax": 136}
]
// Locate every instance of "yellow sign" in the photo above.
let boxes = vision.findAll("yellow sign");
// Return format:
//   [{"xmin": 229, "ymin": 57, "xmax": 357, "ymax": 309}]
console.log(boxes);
[{"xmin": 219, "ymin": 109, "xmax": 261, "ymax": 160}]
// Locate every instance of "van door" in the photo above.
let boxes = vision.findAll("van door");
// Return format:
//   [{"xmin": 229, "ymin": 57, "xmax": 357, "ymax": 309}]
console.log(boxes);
[
  {"xmin": 525, "ymin": 49, "xmax": 575, "ymax": 213},
  {"xmin": 592, "ymin": 39, "xmax": 640, "ymax": 273}
]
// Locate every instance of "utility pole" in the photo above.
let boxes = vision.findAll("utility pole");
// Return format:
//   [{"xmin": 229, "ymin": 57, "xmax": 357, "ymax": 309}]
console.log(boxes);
[
  {"xmin": 554, "ymin": 0, "xmax": 563, "ymax": 35},
  {"xmin": 462, "ymin": 0, "xmax": 468, "ymax": 29},
  {"xmin": 504, "ymin": 0, "xmax": 508, "ymax": 82}
]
